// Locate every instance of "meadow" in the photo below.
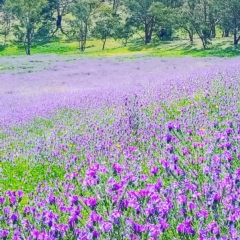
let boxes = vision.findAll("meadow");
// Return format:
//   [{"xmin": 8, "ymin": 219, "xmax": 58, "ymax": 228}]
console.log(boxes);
[{"xmin": 0, "ymin": 55, "xmax": 240, "ymax": 239}]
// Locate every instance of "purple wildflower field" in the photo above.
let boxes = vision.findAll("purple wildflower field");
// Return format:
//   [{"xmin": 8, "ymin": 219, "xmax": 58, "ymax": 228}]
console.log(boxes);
[{"xmin": 0, "ymin": 55, "xmax": 240, "ymax": 239}]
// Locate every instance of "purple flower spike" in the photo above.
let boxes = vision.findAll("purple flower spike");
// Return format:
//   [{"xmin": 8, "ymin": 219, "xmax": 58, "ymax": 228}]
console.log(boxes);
[
  {"xmin": 177, "ymin": 218, "xmax": 195, "ymax": 235},
  {"xmin": 11, "ymin": 213, "xmax": 18, "ymax": 224},
  {"xmin": 17, "ymin": 190, "xmax": 24, "ymax": 199},
  {"xmin": 0, "ymin": 196, "xmax": 5, "ymax": 205},
  {"xmin": 31, "ymin": 229, "xmax": 40, "ymax": 239},
  {"xmin": 0, "ymin": 229, "xmax": 9, "ymax": 238},
  {"xmin": 150, "ymin": 166, "xmax": 159, "ymax": 175},
  {"xmin": 84, "ymin": 197, "xmax": 97, "ymax": 208},
  {"xmin": 101, "ymin": 222, "xmax": 113, "ymax": 232}
]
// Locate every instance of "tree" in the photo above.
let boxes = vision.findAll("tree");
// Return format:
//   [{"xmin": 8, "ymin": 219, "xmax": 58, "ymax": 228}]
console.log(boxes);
[
  {"xmin": 92, "ymin": 4, "xmax": 119, "ymax": 50},
  {"xmin": 6, "ymin": 0, "xmax": 47, "ymax": 55},
  {"xmin": 44, "ymin": 0, "xmax": 72, "ymax": 36},
  {"xmin": 173, "ymin": 1, "xmax": 196, "ymax": 43},
  {"xmin": 175, "ymin": 0, "xmax": 220, "ymax": 49},
  {"xmin": 114, "ymin": 18, "xmax": 135, "ymax": 46},
  {"xmin": 219, "ymin": 0, "xmax": 240, "ymax": 44},
  {"xmin": 107, "ymin": 0, "xmax": 122, "ymax": 13},
  {"xmin": 150, "ymin": 2, "xmax": 176, "ymax": 41},
  {"xmin": 125, "ymin": 0, "xmax": 159, "ymax": 44},
  {"xmin": 69, "ymin": 0, "xmax": 100, "ymax": 51},
  {"xmin": 0, "ymin": 3, "xmax": 11, "ymax": 45}
]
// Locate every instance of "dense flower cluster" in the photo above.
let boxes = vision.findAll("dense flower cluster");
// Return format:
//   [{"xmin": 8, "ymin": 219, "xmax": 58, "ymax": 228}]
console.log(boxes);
[{"xmin": 0, "ymin": 56, "xmax": 240, "ymax": 239}]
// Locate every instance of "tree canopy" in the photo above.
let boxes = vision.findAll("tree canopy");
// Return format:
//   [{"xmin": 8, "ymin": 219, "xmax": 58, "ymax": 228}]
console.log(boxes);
[{"xmin": 1, "ymin": 0, "xmax": 240, "ymax": 54}]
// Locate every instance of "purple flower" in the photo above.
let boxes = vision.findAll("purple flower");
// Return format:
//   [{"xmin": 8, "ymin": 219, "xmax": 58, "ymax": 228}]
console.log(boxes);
[
  {"xmin": 150, "ymin": 166, "xmax": 159, "ymax": 175},
  {"xmin": 224, "ymin": 150, "xmax": 233, "ymax": 162},
  {"xmin": 213, "ymin": 193, "xmax": 221, "ymax": 202},
  {"xmin": 182, "ymin": 147, "xmax": 190, "ymax": 155},
  {"xmin": 69, "ymin": 195, "xmax": 78, "ymax": 205},
  {"xmin": 177, "ymin": 218, "xmax": 195, "ymax": 235},
  {"xmin": 177, "ymin": 195, "xmax": 188, "ymax": 205},
  {"xmin": 84, "ymin": 197, "xmax": 97, "ymax": 208},
  {"xmin": 137, "ymin": 189, "xmax": 149, "ymax": 198},
  {"xmin": 11, "ymin": 213, "xmax": 18, "ymax": 224},
  {"xmin": 75, "ymin": 228, "xmax": 87, "ymax": 238},
  {"xmin": 0, "ymin": 196, "xmax": 5, "ymax": 205},
  {"xmin": 155, "ymin": 180, "xmax": 162, "ymax": 191},
  {"xmin": 148, "ymin": 224, "xmax": 161, "ymax": 238},
  {"xmin": 48, "ymin": 195, "xmax": 56, "ymax": 205},
  {"xmin": 17, "ymin": 190, "xmax": 24, "ymax": 199},
  {"xmin": 68, "ymin": 215, "xmax": 78, "ymax": 228},
  {"xmin": 101, "ymin": 222, "xmax": 113, "ymax": 232},
  {"xmin": 0, "ymin": 229, "xmax": 9, "ymax": 238},
  {"xmin": 225, "ymin": 128, "xmax": 232, "ymax": 136},
  {"xmin": 132, "ymin": 222, "xmax": 146, "ymax": 233},
  {"xmin": 207, "ymin": 222, "xmax": 221, "ymax": 236},
  {"xmin": 112, "ymin": 182, "xmax": 123, "ymax": 191},
  {"xmin": 89, "ymin": 211, "xmax": 103, "ymax": 223},
  {"xmin": 166, "ymin": 122, "xmax": 174, "ymax": 131},
  {"xmin": 160, "ymin": 218, "xmax": 170, "ymax": 231},
  {"xmin": 112, "ymin": 163, "xmax": 123, "ymax": 174},
  {"xmin": 9, "ymin": 196, "xmax": 17, "ymax": 206},
  {"xmin": 92, "ymin": 230, "xmax": 100, "ymax": 238},
  {"xmin": 23, "ymin": 206, "xmax": 31, "ymax": 215},
  {"xmin": 195, "ymin": 209, "xmax": 208, "ymax": 219},
  {"xmin": 31, "ymin": 229, "xmax": 40, "ymax": 239},
  {"xmin": 161, "ymin": 158, "xmax": 170, "ymax": 169},
  {"xmin": 166, "ymin": 144, "xmax": 174, "ymax": 153},
  {"xmin": 3, "ymin": 206, "xmax": 11, "ymax": 216},
  {"xmin": 165, "ymin": 134, "xmax": 173, "ymax": 143},
  {"xmin": 188, "ymin": 201, "xmax": 196, "ymax": 211},
  {"xmin": 229, "ymin": 228, "xmax": 239, "ymax": 238},
  {"xmin": 109, "ymin": 210, "xmax": 122, "ymax": 224}
]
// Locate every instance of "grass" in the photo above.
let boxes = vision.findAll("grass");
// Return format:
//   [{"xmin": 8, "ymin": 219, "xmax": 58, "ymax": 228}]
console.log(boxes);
[{"xmin": 1, "ymin": 36, "xmax": 240, "ymax": 58}]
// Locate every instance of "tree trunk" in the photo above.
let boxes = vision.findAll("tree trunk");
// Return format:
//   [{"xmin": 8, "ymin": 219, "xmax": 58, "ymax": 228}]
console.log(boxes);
[
  {"xmin": 82, "ymin": 24, "xmax": 88, "ymax": 51},
  {"xmin": 195, "ymin": 28, "xmax": 207, "ymax": 49},
  {"xmin": 211, "ymin": 25, "xmax": 216, "ymax": 38},
  {"xmin": 185, "ymin": 28, "xmax": 193, "ymax": 43},
  {"xmin": 57, "ymin": 14, "xmax": 62, "ymax": 28},
  {"xmin": 234, "ymin": 32, "xmax": 240, "ymax": 45},
  {"xmin": 145, "ymin": 34, "xmax": 151, "ymax": 44},
  {"xmin": 112, "ymin": 0, "xmax": 119, "ymax": 13},
  {"xmin": 124, "ymin": 38, "xmax": 128, "ymax": 47},
  {"xmin": 52, "ymin": 14, "xmax": 68, "ymax": 36},
  {"xmin": 4, "ymin": 31, "xmax": 7, "ymax": 45},
  {"xmin": 26, "ymin": 28, "xmax": 31, "ymax": 55},
  {"xmin": 102, "ymin": 38, "xmax": 106, "ymax": 50},
  {"xmin": 145, "ymin": 27, "xmax": 151, "ymax": 44},
  {"xmin": 198, "ymin": 33, "xmax": 207, "ymax": 49},
  {"xmin": 222, "ymin": 29, "xmax": 229, "ymax": 37},
  {"xmin": 81, "ymin": 40, "xmax": 86, "ymax": 51},
  {"xmin": 144, "ymin": 19, "xmax": 154, "ymax": 44},
  {"xmin": 201, "ymin": 38, "xmax": 206, "ymax": 49}
]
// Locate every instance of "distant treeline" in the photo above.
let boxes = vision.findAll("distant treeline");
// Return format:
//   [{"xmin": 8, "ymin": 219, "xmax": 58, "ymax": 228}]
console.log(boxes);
[{"xmin": 0, "ymin": 0, "xmax": 240, "ymax": 54}]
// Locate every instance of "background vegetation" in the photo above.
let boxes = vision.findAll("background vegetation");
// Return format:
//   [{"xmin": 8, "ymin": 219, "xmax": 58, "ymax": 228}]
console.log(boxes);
[{"xmin": 0, "ymin": 0, "xmax": 240, "ymax": 56}]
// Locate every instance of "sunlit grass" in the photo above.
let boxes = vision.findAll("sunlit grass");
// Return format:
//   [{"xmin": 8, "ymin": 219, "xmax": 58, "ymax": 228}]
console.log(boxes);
[{"xmin": 1, "ymin": 37, "xmax": 240, "ymax": 57}]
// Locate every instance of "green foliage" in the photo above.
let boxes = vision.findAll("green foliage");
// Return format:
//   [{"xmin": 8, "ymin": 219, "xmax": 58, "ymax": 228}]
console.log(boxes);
[
  {"xmin": 5, "ymin": 0, "xmax": 47, "ymax": 54},
  {"xmin": 113, "ymin": 18, "xmax": 135, "ymax": 47},
  {"xmin": 92, "ymin": 4, "xmax": 120, "ymax": 50},
  {"xmin": 218, "ymin": 0, "xmax": 240, "ymax": 44},
  {"xmin": 69, "ymin": 0, "xmax": 101, "ymax": 51},
  {"xmin": 1, "ymin": 0, "xmax": 240, "ymax": 53}
]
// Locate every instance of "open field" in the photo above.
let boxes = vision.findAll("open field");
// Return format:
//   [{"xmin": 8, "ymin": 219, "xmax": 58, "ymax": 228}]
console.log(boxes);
[
  {"xmin": 0, "ymin": 55, "xmax": 236, "ymax": 126},
  {"xmin": 1, "ymin": 37, "xmax": 240, "ymax": 58},
  {"xmin": 0, "ymin": 55, "xmax": 240, "ymax": 239}
]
